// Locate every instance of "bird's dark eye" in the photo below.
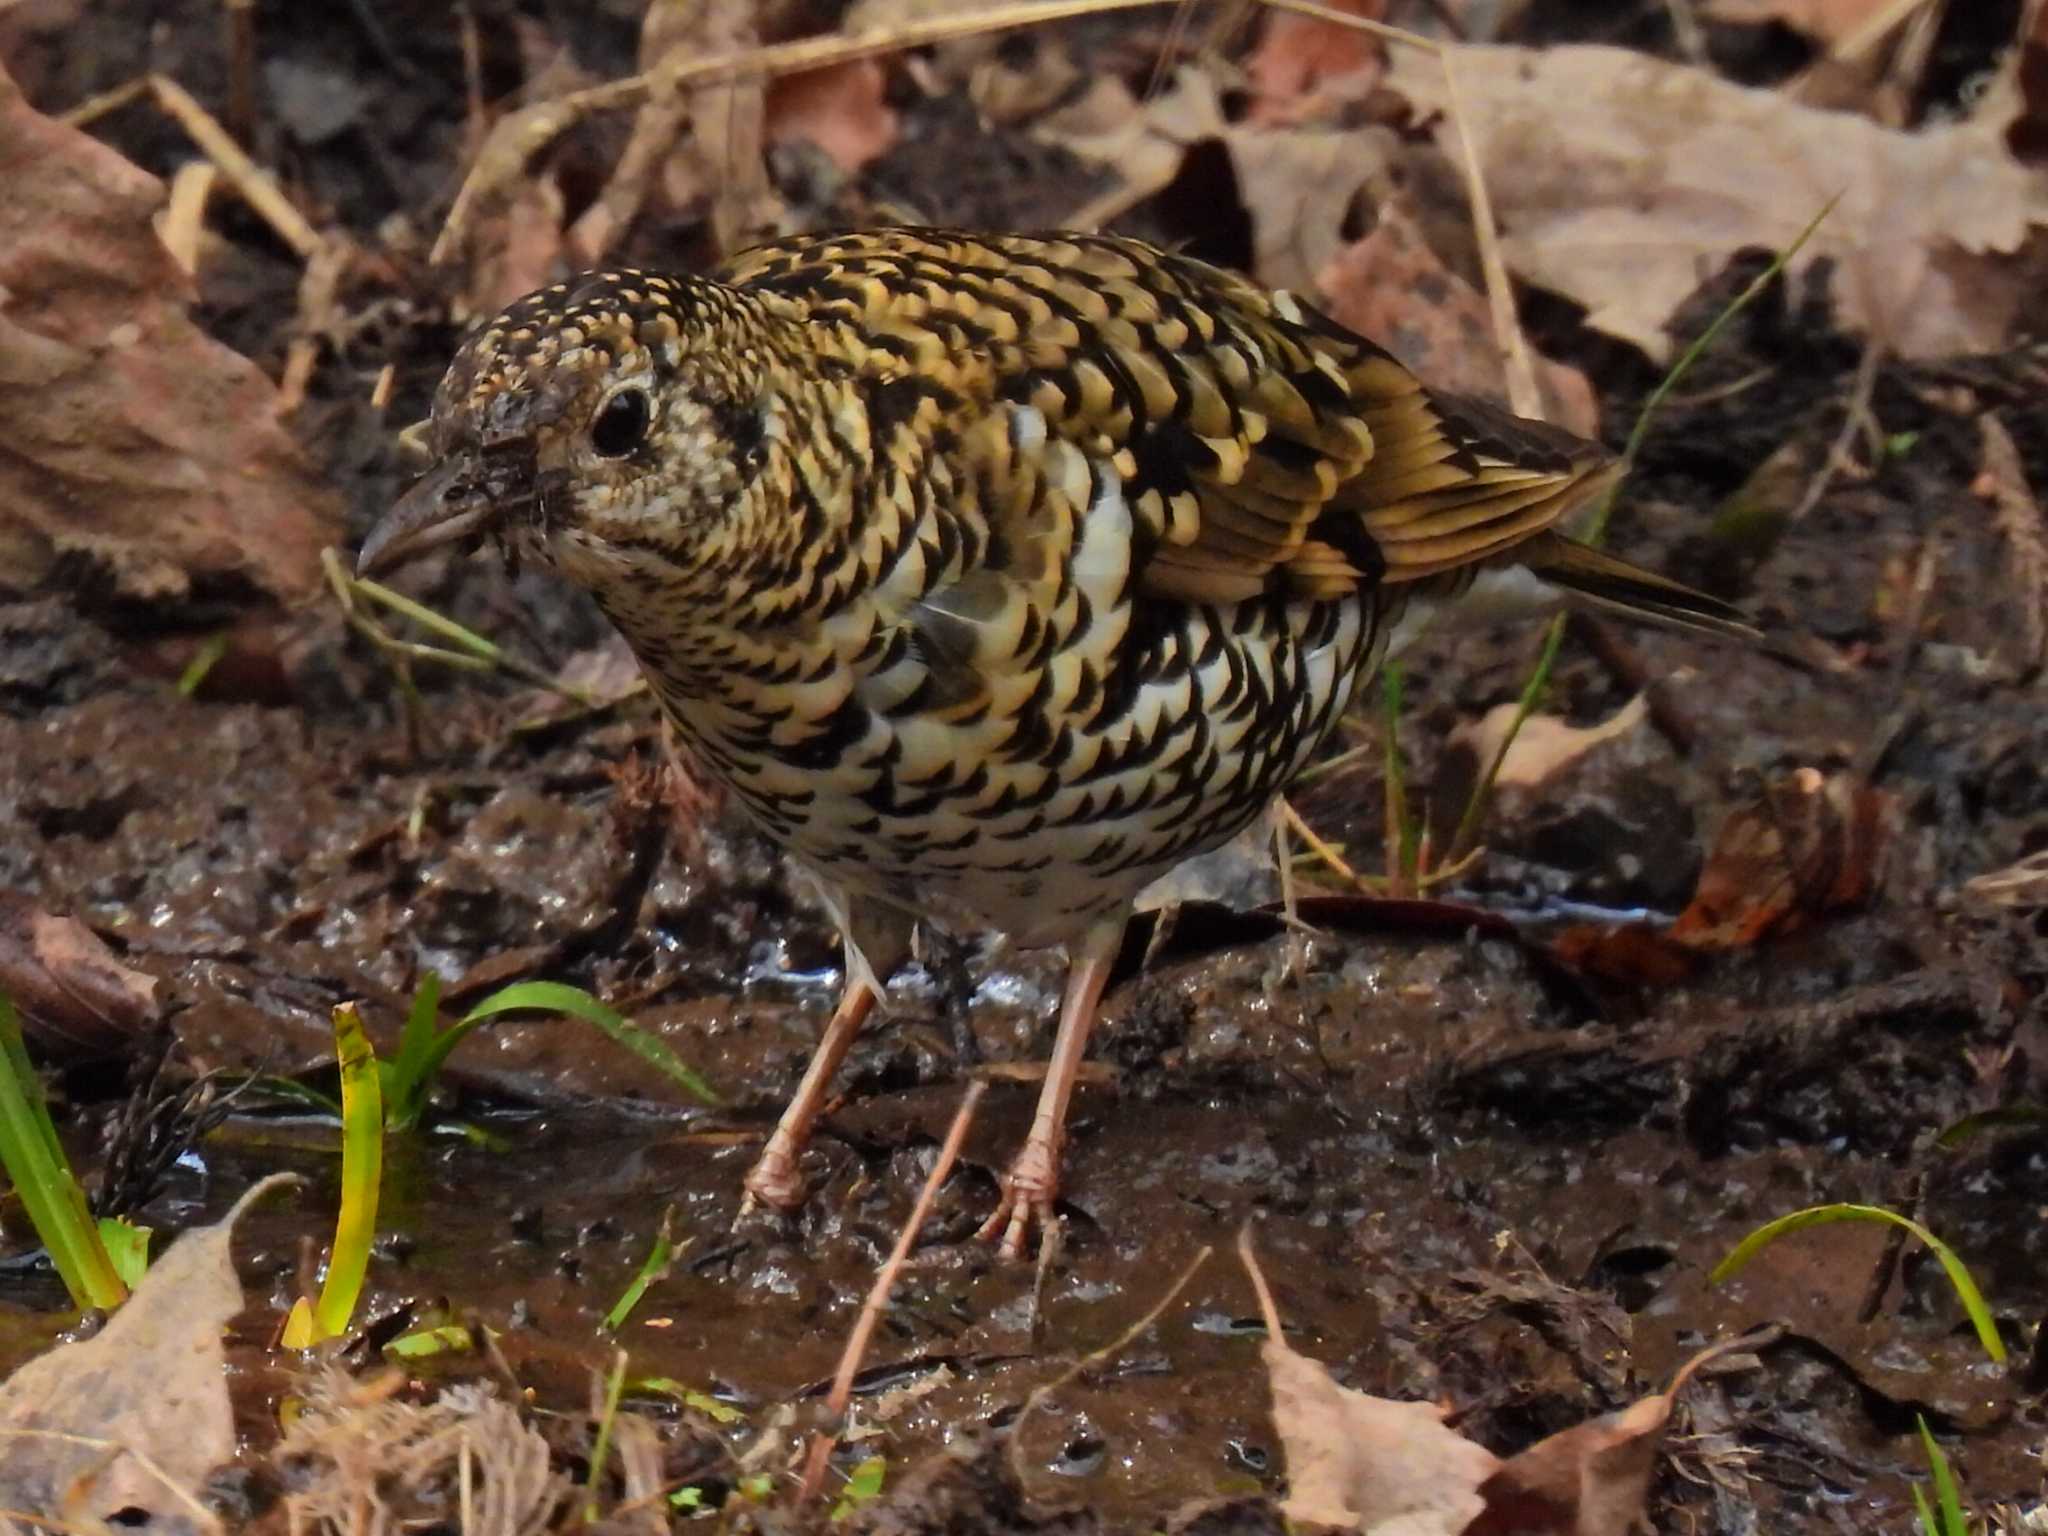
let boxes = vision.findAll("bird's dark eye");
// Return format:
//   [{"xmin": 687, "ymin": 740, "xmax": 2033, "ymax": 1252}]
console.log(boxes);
[{"xmin": 591, "ymin": 388, "xmax": 651, "ymax": 457}]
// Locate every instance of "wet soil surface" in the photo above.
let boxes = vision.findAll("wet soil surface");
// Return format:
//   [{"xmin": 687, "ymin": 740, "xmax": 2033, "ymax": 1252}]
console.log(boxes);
[{"xmin": 6, "ymin": 4, "xmax": 2048, "ymax": 1532}]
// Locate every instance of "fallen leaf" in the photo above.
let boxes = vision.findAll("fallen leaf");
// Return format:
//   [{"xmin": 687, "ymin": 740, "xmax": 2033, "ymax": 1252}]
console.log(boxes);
[
  {"xmin": 1961, "ymin": 849, "xmax": 2048, "ymax": 912},
  {"xmin": 1700, "ymin": 0, "xmax": 1901, "ymax": 46},
  {"xmin": 1317, "ymin": 200, "xmax": 1600, "ymax": 436},
  {"xmin": 466, "ymin": 168, "xmax": 567, "ymax": 321},
  {"xmin": 1669, "ymin": 769, "xmax": 1891, "ymax": 948},
  {"xmin": 768, "ymin": 56, "xmax": 900, "ymax": 173},
  {"xmin": 1549, "ymin": 923, "xmax": 1699, "ymax": 988},
  {"xmin": 1246, "ymin": 0, "xmax": 1389, "ymax": 124},
  {"xmin": 1385, "ymin": 44, "xmax": 2048, "ymax": 361},
  {"xmin": 1243, "ymin": 1233, "xmax": 1497, "ymax": 1533},
  {"xmin": 1456, "ymin": 696, "xmax": 1648, "ymax": 793},
  {"xmin": 0, "ymin": 61, "xmax": 343, "ymax": 604},
  {"xmin": 0, "ymin": 1174, "xmax": 298, "ymax": 1531},
  {"xmin": 0, "ymin": 892, "xmax": 160, "ymax": 1057},
  {"xmin": 1465, "ymin": 1332, "xmax": 1769, "ymax": 1536}
]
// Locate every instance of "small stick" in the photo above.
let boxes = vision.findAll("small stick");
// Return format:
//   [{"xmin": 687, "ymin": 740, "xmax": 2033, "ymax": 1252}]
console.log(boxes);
[
  {"xmin": 148, "ymin": 73, "xmax": 324, "ymax": 259},
  {"xmin": 1237, "ymin": 1223, "xmax": 1283, "ymax": 1339},
  {"xmin": 58, "ymin": 76, "xmax": 151, "ymax": 127},
  {"xmin": 796, "ymin": 1081, "xmax": 987, "ymax": 1506},
  {"xmin": 279, "ymin": 239, "xmax": 350, "ymax": 412},
  {"xmin": 432, "ymin": 0, "xmax": 1178, "ymax": 265},
  {"xmin": 223, "ymin": 0, "xmax": 258, "ymax": 144},
  {"xmin": 156, "ymin": 161, "xmax": 219, "ymax": 277}
]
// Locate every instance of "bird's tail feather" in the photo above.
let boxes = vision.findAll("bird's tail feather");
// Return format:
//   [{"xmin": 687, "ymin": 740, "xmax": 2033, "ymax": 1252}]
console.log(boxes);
[{"xmin": 1519, "ymin": 530, "xmax": 1760, "ymax": 642}]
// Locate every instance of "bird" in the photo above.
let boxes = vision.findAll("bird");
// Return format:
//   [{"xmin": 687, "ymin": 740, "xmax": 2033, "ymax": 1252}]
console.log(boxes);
[{"xmin": 358, "ymin": 227, "xmax": 1755, "ymax": 1258}]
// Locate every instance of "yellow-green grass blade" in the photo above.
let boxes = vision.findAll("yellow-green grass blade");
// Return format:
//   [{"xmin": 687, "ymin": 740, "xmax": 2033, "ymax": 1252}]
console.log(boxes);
[
  {"xmin": 0, "ymin": 994, "xmax": 128, "ymax": 1310},
  {"xmin": 1712, "ymin": 1204, "xmax": 2004, "ymax": 1364}
]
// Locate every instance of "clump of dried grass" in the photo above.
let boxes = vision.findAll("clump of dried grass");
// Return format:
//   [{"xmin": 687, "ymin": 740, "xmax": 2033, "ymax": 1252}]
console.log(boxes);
[{"xmin": 279, "ymin": 1370, "xmax": 569, "ymax": 1536}]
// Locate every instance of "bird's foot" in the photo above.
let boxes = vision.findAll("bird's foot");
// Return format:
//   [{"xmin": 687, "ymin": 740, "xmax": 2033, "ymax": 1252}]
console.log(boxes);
[{"xmin": 974, "ymin": 1137, "xmax": 1061, "ymax": 1260}]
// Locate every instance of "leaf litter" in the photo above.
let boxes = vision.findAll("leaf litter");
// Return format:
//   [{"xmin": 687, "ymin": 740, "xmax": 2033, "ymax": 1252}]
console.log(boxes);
[
  {"xmin": 1239, "ymin": 1229, "xmax": 1776, "ymax": 1535},
  {"xmin": 4, "ymin": 0, "xmax": 2048, "ymax": 1531}
]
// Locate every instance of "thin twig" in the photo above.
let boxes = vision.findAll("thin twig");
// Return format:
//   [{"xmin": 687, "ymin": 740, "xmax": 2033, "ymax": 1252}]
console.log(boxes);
[
  {"xmin": 147, "ymin": 73, "xmax": 324, "ymax": 259},
  {"xmin": 1005, "ymin": 1243, "xmax": 1214, "ymax": 1490},
  {"xmin": 432, "ymin": 0, "xmax": 1179, "ymax": 265},
  {"xmin": 797, "ymin": 1081, "xmax": 987, "ymax": 1505}
]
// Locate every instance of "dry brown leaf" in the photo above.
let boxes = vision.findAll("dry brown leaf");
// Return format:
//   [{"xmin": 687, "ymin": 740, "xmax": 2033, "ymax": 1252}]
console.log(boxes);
[
  {"xmin": 1244, "ymin": 1235, "xmax": 1497, "ymax": 1533},
  {"xmin": 1458, "ymin": 696, "xmax": 1648, "ymax": 793},
  {"xmin": 0, "ymin": 892, "xmax": 159, "ymax": 1057},
  {"xmin": 1669, "ymin": 768, "xmax": 1891, "ymax": 949},
  {"xmin": 0, "ymin": 1174, "xmax": 296, "ymax": 1531},
  {"xmin": 768, "ymin": 56, "xmax": 899, "ymax": 172},
  {"xmin": 1318, "ymin": 201, "xmax": 1599, "ymax": 436},
  {"xmin": 1701, "ymin": 0, "xmax": 1902, "ymax": 45},
  {"xmin": 1385, "ymin": 43, "xmax": 2048, "ymax": 361},
  {"xmin": 1548, "ymin": 921, "xmax": 1700, "ymax": 988},
  {"xmin": 1246, "ymin": 0, "xmax": 1389, "ymax": 124},
  {"xmin": 0, "ymin": 62, "xmax": 341, "ymax": 605},
  {"xmin": 1972, "ymin": 412, "xmax": 2047, "ymax": 672},
  {"xmin": 1044, "ymin": 67, "xmax": 1412, "ymax": 297},
  {"xmin": 467, "ymin": 168, "xmax": 567, "ymax": 321},
  {"xmin": 1962, "ymin": 849, "xmax": 2048, "ymax": 911},
  {"xmin": 1464, "ymin": 1332, "xmax": 1766, "ymax": 1536}
]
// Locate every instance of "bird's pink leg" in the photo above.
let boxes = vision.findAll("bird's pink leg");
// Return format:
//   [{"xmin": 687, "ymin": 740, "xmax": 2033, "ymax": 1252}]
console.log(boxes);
[
  {"xmin": 742, "ymin": 979, "xmax": 877, "ymax": 1213},
  {"xmin": 977, "ymin": 917, "xmax": 1124, "ymax": 1259}
]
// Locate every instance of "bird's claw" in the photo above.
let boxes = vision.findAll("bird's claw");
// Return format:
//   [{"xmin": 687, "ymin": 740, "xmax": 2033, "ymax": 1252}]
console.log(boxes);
[{"xmin": 975, "ymin": 1139, "xmax": 1060, "ymax": 1260}]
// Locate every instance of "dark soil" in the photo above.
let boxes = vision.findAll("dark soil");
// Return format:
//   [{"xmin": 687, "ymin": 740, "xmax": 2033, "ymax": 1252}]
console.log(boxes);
[{"xmin": 4, "ymin": 3, "xmax": 2048, "ymax": 1532}]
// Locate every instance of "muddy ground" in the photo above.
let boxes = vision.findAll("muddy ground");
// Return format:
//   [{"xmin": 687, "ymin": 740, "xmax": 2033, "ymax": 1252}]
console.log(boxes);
[{"xmin": 4, "ymin": 2, "xmax": 2048, "ymax": 1531}]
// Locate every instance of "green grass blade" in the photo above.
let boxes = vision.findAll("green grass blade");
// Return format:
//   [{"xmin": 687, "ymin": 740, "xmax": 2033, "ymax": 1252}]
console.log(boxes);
[
  {"xmin": 0, "ymin": 995, "xmax": 128, "ymax": 1310},
  {"xmin": 175, "ymin": 632, "xmax": 230, "ymax": 697},
  {"xmin": 603, "ymin": 1207, "xmax": 687, "ymax": 1332},
  {"xmin": 1916, "ymin": 1415, "xmax": 1970, "ymax": 1535},
  {"xmin": 1911, "ymin": 1483, "xmax": 1940, "ymax": 1536},
  {"xmin": 1711, "ymin": 1204, "xmax": 2005, "ymax": 1364},
  {"xmin": 96, "ymin": 1217, "xmax": 152, "ymax": 1288},
  {"xmin": 382, "ymin": 972, "xmax": 445, "ymax": 1132},
  {"xmin": 284, "ymin": 1002, "xmax": 384, "ymax": 1346},
  {"xmin": 1935, "ymin": 1104, "xmax": 2048, "ymax": 1151},
  {"xmin": 386, "ymin": 1322, "xmax": 475, "ymax": 1358},
  {"xmin": 1380, "ymin": 662, "xmax": 1419, "ymax": 884},
  {"xmin": 462, "ymin": 981, "xmax": 720, "ymax": 1106},
  {"xmin": 585, "ymin": 1348, "xmax": 630, "ymax": 1522},
  {"xmin": 634, "ymin": 1377, "xmax": 747, "ymax": 1425},
  {"xmin": 1446, "ymin": 196, "xmax": 1839, "ymax": 864},
  {"xmin": 831, "ymin": 1456, "xmax": 887, "ymax": 1522}
]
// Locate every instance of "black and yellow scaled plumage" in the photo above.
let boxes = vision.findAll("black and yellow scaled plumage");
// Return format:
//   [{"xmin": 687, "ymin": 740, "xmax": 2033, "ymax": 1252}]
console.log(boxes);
[{"xmin": 361, "ymin": 228, "xmax": 1753, "ymax": 1255}]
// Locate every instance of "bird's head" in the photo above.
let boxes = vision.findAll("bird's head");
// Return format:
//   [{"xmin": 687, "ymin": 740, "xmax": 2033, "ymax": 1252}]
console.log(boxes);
[{"xmin": 358, "ymin": 270, "xmax": 788, "ymax": 603}]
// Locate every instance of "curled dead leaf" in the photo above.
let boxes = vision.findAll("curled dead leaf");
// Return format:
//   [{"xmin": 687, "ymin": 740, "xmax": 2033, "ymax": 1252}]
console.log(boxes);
[
  {"xmin": 1670, "ymin": 769, "xmax": 1891, "ymax": 949},
  {"xmin": 1464, "ymin": 1331, "xmax": 1774, "ymax": 1536},
  {"xmin": 0, "ymin": 891, "xmax": 160, "ymax": 1057},
  {"xmin": 0, "ymin": 61, "xmax": 343, "ymax": 606}
]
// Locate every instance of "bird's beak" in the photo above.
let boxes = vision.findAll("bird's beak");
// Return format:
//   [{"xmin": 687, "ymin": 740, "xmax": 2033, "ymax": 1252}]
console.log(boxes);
[{"xmin": 356, "ymin": 454, "xmax": 500, "ymax": 578}]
